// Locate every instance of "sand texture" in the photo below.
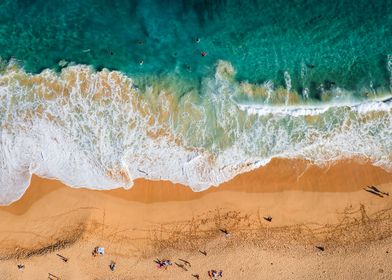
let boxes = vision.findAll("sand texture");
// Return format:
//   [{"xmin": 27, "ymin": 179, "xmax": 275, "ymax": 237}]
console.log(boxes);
[{"xmin": 0, "ymin": 158, "xmax": 392, "ymax": 279}]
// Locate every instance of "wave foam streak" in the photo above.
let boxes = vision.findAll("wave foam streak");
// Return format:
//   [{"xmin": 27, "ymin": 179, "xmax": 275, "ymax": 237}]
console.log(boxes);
[{"xmin": 0, "ymin": 61, "xmax": 391, "ymax": 204}]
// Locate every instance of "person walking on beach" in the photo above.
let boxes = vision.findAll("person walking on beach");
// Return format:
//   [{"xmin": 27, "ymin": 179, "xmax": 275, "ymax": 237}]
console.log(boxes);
[{"xmin": 109, "ymin": 261, "xmax": 116, "ymax": 271}]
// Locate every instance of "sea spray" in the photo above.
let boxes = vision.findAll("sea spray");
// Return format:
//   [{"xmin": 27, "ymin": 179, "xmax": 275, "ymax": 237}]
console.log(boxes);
[{"xmin": 0, "ymin": 60, "xmax": 391, "ymax": 205}]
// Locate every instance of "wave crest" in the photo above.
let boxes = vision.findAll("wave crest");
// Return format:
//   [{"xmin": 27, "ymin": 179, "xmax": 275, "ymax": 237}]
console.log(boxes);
[{"xmin": 0, "ymin": 60, "xmax": 391, "ymax": 204}]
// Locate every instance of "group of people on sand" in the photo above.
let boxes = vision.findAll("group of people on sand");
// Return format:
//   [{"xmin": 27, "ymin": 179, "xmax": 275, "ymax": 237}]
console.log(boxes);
[
  {"xmin": 91, "ymin": 246, "xmax": 116, "ymax": 271},
  {"xmin": 154, "ymin": 258, "xmax": 223, "ymax": 278}
]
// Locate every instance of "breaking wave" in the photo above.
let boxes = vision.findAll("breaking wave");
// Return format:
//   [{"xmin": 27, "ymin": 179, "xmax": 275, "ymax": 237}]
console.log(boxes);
[{"xmin": 0, "ymin": 60, "xmax": 391, "ymax": 204}]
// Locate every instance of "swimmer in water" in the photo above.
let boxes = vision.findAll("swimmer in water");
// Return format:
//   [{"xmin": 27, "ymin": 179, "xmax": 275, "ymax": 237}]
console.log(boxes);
[{"xmin": 139, "ymin": 60, "xmax": 144, "ymax": 65}]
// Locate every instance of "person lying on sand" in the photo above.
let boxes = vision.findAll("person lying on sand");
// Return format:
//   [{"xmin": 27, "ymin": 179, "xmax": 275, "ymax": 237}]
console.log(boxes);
[
  {"xmin": 17, "ymin": 264, "xmax": 24, "ymax": 271},
  {"xmin": 369, "ymin": 186, "xmax": 389, "ymax": 196},
  {"xmin": 219, "ymin": 229, "xmax": 230, "ymax": 237},
  {"xmin": 208, "ymin": 269, "xmax": 223, "ymax": 279},
  {"xmin": 48, "ymin": 273, "xmax": 60, "ymax": 280},
  {"xmin": 154, "ymin": 259, "xmax": 172, "ymax": 269},
  {"xmin": 92, "ymin": 246, "xmax": 105, "ymax": 257},
  {"xmin": 263, "ymin": 216, "xmax": 272, "ymax": 222},
  {"xmin": 56, "ymin": 253, "xmax": 68, "ymax": 262},
  {"xmin": 316, "ymin": 246, "xmax": 325, "ymax": 251},
  {"xmin": 199, "ymin": 250, "xmax": 207, "ymax": 256},
  {"xmin": 363, "ymin": 187, "xmax": 384, "ymax": 198}
]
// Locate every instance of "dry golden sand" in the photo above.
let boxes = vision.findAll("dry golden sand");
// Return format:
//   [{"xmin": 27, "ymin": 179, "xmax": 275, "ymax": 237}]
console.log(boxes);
[{"xmin": 0, "ymin": 158, "xmax": 392, "ymax": 279}]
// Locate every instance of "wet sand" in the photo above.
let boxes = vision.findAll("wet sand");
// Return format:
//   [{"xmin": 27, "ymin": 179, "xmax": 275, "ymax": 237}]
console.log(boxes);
[{"xmin": 1, "ymin": 158, "xmax": 392, "ymax": 279}]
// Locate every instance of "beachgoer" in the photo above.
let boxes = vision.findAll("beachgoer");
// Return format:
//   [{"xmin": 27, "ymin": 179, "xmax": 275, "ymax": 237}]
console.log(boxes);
[
  {"xmin": 48, "ymin": 273, "xmax": 60, "ymax": 280},
  {"xmin": 56, "ymin": 253, "xmax": 68, "ymax": 262},
  {"xmin": 92, "ymin": 246, "xmax": 105, "ymax": 256},
  {"xmin": 17, "ymin": 264, "xmax": 24, "ymax": 271},
  {"xmin": 363, "ymin": 187, "xmax": 384, "ymax": 198},
  {"xmin": 208, "ymin": 270, "xmax": 223, "ymax": 279},
  {"xmin": 316, "ymin": 246, "xmax": 325, "ymax": 251},
  {"xmin": 154, "ymin": 259, "xmax": 172, "ymax": 269},
  {"xmin": 199, "ymin": 250, "xmax": 207, "ymax": 256},
  {"xmin": 139, "ymin": 60, "xmax": 144, "ymax": 65},
  {"xmin": 369, "ymin": 186, "xmax": 389, "ymax": 196},
  {"xmin": 109, "ymin": 261, "xmax": 116, "ymax": 271},
  {"xmin": 220, "ymin": 229, "xmax": 230, "ymax": 237},
  {"xmin": 201, "ymin": 51, "xmax": 207, "ymax": 57},
  {"xmin": 264, "ymin": 216, "xmax": 272, "ymax": 222},
  {"xmin": 196, "ymin": 37, "xmax": 201, "ymax": 43}
]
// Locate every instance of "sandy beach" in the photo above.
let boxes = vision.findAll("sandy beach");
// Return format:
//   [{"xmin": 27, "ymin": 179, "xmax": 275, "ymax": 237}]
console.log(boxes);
[{"xmin": 1, "ymin": 158, "xmax": 392, "ymax": 279}]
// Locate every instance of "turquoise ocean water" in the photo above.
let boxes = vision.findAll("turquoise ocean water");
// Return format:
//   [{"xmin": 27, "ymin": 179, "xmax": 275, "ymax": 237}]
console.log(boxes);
[
  {"xmin": 0, "ymin": 0, "xmax": 391, "ymax": 96},
  {"xmin": 0, "ymin": 0, "xmax": 391, "ymax": 204}
]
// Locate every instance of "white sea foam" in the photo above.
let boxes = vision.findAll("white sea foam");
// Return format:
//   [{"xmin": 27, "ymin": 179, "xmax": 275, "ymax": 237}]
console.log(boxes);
[
  {"xmin": 238, "ymin": 98, "xmax": 392, "ymax": 117},
  {"xmin": 284, "ymin": 71, "xmax": 291, "ymax": 105},
  {"xmin": 0, "ymin": 60, "xmax": 391, "ymax": 205}
]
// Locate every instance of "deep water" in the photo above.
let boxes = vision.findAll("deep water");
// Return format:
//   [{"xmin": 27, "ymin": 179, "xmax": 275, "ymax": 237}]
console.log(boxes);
[{"xmin": 0, "ymin": 0, "xmax": 391, "ymax": 97}]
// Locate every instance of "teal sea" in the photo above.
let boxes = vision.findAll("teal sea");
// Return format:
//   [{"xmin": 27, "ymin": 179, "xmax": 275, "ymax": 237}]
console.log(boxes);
[
  {"xmin": 0, "ymin": 0, "xmax": 391, "ymax": 96},
  {"xmin": 0, "ymin": 0, "xmax": 391, "ymax": 204}
]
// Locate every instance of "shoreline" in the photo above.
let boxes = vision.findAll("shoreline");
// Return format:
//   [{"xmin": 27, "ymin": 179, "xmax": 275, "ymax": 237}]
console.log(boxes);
[
  {"xmin": 4, "ymin": 157, "xmax": 392, "ymax": 213},
  {"xmin": 1, "ymin": 157, "xmax": 392, "ymax": 279}
]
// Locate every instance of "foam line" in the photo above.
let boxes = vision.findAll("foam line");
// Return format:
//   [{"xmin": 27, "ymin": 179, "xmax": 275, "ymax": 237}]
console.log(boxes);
[{"xmin": 0, "ymin": 61, "xmax": 391, "ymax": 205}]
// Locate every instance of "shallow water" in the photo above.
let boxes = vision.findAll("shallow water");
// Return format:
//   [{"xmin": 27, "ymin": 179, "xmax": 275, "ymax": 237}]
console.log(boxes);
[{"xmin": 0, "ymin": 0, "xmax": 391, "ymax": 204}]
